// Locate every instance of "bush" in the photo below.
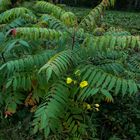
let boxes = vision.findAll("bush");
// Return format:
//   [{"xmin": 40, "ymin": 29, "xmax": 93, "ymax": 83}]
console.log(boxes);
[{"xmin": 0, "ymin": 0, "xmax": 140, "ymax": 139}]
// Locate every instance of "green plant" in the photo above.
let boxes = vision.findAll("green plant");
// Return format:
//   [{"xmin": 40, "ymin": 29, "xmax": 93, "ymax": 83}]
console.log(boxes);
[
  {"xmin": 0, "ymin": 0, "xmax": 11, "ymax": 12},
  {"xmin": 97, "ymin": 95, "xmax": 140, "ymax": 140},
  {"xmin": 102, "ymin": 11, "xmax": 140, "ymax": 33},
  {"xmin": 66, "ymin": 7, "xmax": 140, "ymax": 35},
  {"xmin": 0, "ymin": 0, "xmax": 140, "ymax": 139}
]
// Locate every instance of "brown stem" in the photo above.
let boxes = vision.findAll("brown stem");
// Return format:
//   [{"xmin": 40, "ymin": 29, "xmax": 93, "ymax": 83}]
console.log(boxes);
[
  {"xmin": 71, "ymin": 28, "xmax": 76, "ymax": 50},
  {"xmin": 1, "ymin": 52, "xmax": 6, "ymax": 63}
]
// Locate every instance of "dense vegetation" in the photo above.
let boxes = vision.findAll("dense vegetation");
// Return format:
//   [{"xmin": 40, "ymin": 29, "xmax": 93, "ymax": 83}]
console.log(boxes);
[
  {"xmin": 66, "ymin": 7, "xmax": 140, "ymax": 33},
  {"xmin": 52, "ymin": 0, "xmax": 140, "ymax": 10},
  {"xmin": 0, "ymin": 0, "xmax": 140, "ymax": 140},
  {"xmin": 35, "ymin": 0, "xmax": 140, "ymax": 10}
]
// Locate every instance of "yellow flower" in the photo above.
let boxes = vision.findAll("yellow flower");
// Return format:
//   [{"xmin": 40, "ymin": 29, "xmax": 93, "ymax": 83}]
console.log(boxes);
[
  {"xmin": 80, "ymin": 81, "xmax": 88, "ymax": 88},
  {"xmin": 86, "ymin": 104, "xmax": 92, "ymax": 110},
  {"xmin": 95, "ymin": 108, "xmax": 99, "ymax": 112},
  {"xmin": 66, "ymin": 77, "xmax": 73, "ymax": 84},
  {"xmin": 95, "ymin": 104, "xmax": 100, "ymax": 108}
]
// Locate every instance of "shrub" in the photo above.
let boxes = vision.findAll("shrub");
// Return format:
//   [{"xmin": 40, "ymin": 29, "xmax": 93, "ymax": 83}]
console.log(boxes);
[{"xmin": 0, "ymin": 0, "xmax": 140, "ymax": 139}]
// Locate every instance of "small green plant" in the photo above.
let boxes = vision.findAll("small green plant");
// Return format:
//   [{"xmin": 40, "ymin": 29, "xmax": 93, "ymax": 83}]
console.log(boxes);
[{"xmin": 0, "ymin": 0, "xmax": 11, "ymax": 12}]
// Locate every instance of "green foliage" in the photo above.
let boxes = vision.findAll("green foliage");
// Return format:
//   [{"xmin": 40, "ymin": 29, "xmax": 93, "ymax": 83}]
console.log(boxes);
[
  {"xmin": 35, "ymin": 1, "xmax": 78, "ymax": 27},
  {"xmin": 39, "ymin": 14, "xmax": 67, "ymax": 30},
  {"xmin": 97, "ymin": 95, "xmax": 140, "ymax": 140},
  {"xmin": 66, "ymin": 7, "xmax": 140, "ymax": 34},
  {"xmin": 83, "ymin": 35, "xmax": 140, "ymax": 50},
  {"xmin": 79, "ymin": 0, "xmax": 104, "ymax": 31},
  {"xmin": 0, "ymin": 0, "xmax": 11, "ymax": 12},
  {"xmin": 0, "ymin": 0, "xmax": 140, "ymax": 139},
  {"xmin": 35, "ymin": 1, "xmax": 65, "ymax": 19},
  {"xmin": 0, "ymin": 7, "xmax": 36, "ymax": 24},
  {"xmin": 33, "ymin": 81, "xmax": 69, "ymax": 137},
  {"xmin": 13, "ymin": 27, "xmax": 67, "ymax": 41},
  {"xmin": 103, "ymin": 11, "xmax": 140, "ymax": 32},
  {"xmin": 79, "ymin": 0, "xmax": 116, "ymax": 31}
]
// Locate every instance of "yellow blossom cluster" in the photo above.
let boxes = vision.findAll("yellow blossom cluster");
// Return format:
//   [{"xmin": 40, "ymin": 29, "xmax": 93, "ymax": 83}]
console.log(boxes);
[{"xmin": 66, "ymin": 77, "xmax": 88, "ymax": 88}]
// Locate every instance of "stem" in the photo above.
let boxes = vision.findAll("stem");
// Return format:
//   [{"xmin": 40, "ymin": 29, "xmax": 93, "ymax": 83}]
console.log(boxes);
[
  {"xmin": 1, "ymin": 52, "xmax": 6, "ymax": 63},
  {"xmin": 100, "ymin": 124, "xmax": 105, "ymax": 140},
  {"xmin": 71, "ymin": 28, "xmax": 76, "ymax": 50}
]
